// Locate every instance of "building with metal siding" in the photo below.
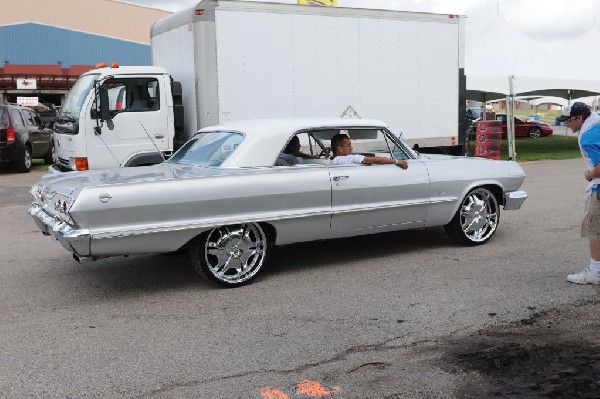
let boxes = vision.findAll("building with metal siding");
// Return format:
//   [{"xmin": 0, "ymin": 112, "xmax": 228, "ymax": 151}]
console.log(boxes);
[
  {"xmin": 0, "ymin": 0, "xmax": 170, "ymax": 105},
  {"xmin": 0, "ymin": 23, "xmax": 151, "ymax": 67},
  {"xmin": 0, "ymin": 0, "xmax": 170, "ymax": 45}
]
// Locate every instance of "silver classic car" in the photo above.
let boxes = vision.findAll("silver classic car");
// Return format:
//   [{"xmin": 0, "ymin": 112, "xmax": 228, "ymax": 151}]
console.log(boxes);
[{"xmin": 29, "ymin": 118, "xmax": 527, "ymax": 287}]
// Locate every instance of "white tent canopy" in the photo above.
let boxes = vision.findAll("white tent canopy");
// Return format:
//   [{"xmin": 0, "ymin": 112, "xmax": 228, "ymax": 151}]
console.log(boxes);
[
  {"xmin": 465, "ymin": 15, "xmax": 600, "ymax": 102},
  {"xmin": 553, "ymin": 26, "xmax": 600, "ymax": 81},
  {"xmin": 467, "ymin": 75, "xmax": 600, "ymax": 102}
]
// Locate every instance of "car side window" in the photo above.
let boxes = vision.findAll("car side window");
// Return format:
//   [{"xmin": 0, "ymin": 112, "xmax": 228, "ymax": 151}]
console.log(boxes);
[
  {"xmin": 103, "ymin": 82, "xmax": 128, "ymax": 112},
  {"xmin": 128, "ymin": 79, "xmax": 159, "ymax": 112},
  {"xmin": 32, "ymin": 112, "xmax": 42, "ymax": 127},
  {"xmin": 98, "ymin": 78, "xmax": 160, "ymax": 114},
  {"xmin": 296, "ymin": 132, "xmax": 321, "ymax": 157},
  {"xmin": 22, "ymin": 110, "xmax": 36, "ymax": 127},
  {"xmin": 332, "ymin": 128, "xmax": 411, "ymax": 160},
  {"xmin": 10, "ymin": 109, "xmax": 24, "ymax": 127}
]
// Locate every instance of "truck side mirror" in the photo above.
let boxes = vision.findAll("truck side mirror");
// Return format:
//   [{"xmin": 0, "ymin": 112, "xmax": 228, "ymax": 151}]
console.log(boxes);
[{"xmin": 98, "ymin": 87, "xmax": 112, "ymax": 121}]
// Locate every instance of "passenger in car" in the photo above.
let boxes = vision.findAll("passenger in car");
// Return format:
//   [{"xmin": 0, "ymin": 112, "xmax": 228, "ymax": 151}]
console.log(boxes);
[
  {"xmin": 278, "ymin": 135, "xmax": 330, "ymax": 165},
  {"xmin": 330, "ymin": 133, "xmax": 408, "ymax": 168}
]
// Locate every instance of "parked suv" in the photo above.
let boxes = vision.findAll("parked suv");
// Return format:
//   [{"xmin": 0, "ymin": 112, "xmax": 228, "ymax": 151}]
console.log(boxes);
[{"xmin": 0, "ymin": 104, "xmax": 56, "ymax": 172}]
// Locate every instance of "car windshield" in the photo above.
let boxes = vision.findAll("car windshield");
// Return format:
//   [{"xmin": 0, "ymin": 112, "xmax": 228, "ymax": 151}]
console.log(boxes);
[
  {"xmin": 59, "ymin": 73, "xmax": 99, "ymax": 121},
  {"xmin": 167, "ymin": 131, "xmax": 244, "ymax": 167},
  {"xmin": 468, "ymin": 108, "xmax": 483, "ymax": 119}
]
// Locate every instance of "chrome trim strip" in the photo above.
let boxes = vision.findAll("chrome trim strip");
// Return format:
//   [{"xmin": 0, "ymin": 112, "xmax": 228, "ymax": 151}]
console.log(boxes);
[
  {"xmin": 90, "ymin": 209, "xmax": 334, "ymax": 239},
  {"xmin": 31, "ymin": 197, "xmax": 455, "ymax": 242}
]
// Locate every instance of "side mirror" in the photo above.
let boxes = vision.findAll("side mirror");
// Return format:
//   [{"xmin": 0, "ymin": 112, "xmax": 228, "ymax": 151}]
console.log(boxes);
[{"xmin": 98, "ymin": 87, "xmax": 112, "ymax": 121}]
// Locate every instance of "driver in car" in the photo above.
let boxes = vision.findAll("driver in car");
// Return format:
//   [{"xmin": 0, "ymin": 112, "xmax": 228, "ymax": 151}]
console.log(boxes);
[{"xmin": 279, "ymin": 135, "xmax": 330, "ymax": 165}]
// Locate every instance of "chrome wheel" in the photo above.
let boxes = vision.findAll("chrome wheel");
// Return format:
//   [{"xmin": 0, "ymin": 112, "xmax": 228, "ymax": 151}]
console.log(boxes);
[
  {"xmin": 191, "ymin": 223, "xmax": 268, "ymax": 286},
  {"xmin": 529, "ymin": 127, "xmax": 542, "ymax": 138},
  {"xmin": 445, "ymin": 187, "xmax": 499, "ymax": 245}
]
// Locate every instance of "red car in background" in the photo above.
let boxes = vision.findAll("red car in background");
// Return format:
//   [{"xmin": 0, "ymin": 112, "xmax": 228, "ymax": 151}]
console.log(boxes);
[{"xmin": 495, "ymin": 114, "xmax": 553, "ymax": 138}]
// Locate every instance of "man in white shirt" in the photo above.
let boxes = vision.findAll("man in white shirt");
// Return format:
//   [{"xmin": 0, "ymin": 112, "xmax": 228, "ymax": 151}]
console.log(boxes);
[{"xmin": 330, "ymin": 133, "xmax": 408, "ymax": 169}]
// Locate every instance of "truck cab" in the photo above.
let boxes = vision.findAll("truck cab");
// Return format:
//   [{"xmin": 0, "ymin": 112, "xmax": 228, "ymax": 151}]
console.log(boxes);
[{"xmin": 53, "ymin": 65, "xmax": 178, "ymax": 171}]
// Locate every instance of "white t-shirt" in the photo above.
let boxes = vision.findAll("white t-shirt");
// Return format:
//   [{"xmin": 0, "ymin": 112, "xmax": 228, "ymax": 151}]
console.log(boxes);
[{"xmin": 332, "ymin": 154, "xmax": 365, "ymax": 165}]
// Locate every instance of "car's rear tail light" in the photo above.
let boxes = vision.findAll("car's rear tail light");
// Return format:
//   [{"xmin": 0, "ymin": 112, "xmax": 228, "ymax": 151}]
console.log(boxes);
[
  {"xmin": 6, "ymin": 128, "xmax": 15, "ymax": 143},
  {"xmin": 74, "ymin": 157, "xmax": 89, "ymax": 171}
]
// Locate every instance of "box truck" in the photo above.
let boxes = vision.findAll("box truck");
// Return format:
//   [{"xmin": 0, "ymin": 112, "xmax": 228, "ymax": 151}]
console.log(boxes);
[{"xmin": 53, "ymin": 0, "xmax": 466, "ymax": 171}]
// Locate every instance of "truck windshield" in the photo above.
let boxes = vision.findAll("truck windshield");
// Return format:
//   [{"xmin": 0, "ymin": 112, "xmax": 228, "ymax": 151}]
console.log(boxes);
[
  {"xmin": 59, "ymin": 73, "xmax": 99, "ymax": 122},
  {"xmin": 167, "ymin": 131, "xmax": 244, "ymax": 167}
]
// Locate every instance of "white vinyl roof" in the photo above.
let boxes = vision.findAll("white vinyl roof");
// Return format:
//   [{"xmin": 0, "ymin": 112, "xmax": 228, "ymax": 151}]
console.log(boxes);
[{"xmin": 198, "ymin": 118, "xmax": 388, "ymax": 168}]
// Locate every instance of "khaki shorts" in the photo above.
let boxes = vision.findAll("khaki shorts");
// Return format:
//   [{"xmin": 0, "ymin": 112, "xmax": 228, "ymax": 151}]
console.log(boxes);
[{"xmin": 581, "ymin": 191, "xmax": 600, "ymax": 239}]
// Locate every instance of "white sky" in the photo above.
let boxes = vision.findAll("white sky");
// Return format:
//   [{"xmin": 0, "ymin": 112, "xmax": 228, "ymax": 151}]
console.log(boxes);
[{"xmin": 123, "ymin": 0, "xmax": 600, "ymax": 50}]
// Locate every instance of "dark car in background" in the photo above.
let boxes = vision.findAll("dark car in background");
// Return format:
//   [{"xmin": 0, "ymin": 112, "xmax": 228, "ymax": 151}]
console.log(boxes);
[
  {"xmin": 495, "ymin": 114, "xmax": 553, "ymax": 139},
  {"xmin": 466, "ymin": 107, "xmax": 484, "ymax": 121},
  {"xmin": 0, "ymin": 104, "xmax": 56, "ymax": 173}
]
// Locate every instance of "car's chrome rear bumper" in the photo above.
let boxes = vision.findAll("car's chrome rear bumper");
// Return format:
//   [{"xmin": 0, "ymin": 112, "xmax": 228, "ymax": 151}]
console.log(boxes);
[
  {"xmin": 28, "ymin": 204, "xmax": 91, "ymax": 256},
  {"xmin": 504, "ymin": 190, "xmax": 527, "ymax": 210}
]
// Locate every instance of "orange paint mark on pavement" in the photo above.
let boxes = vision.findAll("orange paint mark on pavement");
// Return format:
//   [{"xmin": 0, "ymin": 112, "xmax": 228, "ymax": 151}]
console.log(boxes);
[
  {"xmin": 296, "ymin": 380, "xmax": 340, "ymax": 397},
  {"xmin": 260, "ymin": 387, "xmax": 289, "ymax": 399}
]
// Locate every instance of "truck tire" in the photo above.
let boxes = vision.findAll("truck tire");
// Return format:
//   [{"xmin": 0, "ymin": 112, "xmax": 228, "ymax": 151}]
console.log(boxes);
[
  {"xmin": 43, "ymin": 143, "xmax": 58, "ymax": 165},
  {"xmin": 15, "ymin": 144, "xmax": 32, "ymax": 173}
]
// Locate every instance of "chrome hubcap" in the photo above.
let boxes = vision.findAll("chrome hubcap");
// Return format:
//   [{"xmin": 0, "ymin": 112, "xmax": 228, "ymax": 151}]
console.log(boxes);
[
  {"xmin": 460, "ymin": 189, "xmax": 498, "ymax": 242},
  {"xmin": 204, "ymin": 224, "xmax": 266, "ymax": 284}
]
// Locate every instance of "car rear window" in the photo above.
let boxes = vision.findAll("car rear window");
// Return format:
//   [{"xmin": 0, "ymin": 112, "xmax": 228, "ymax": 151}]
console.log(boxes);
[
  {"xmin": 168, "ymin": 131, "xmax": 244, "ymax": 167},
  {"xmin": 9, "ymin": 109, "xmax": 24, "ymax": 127}
]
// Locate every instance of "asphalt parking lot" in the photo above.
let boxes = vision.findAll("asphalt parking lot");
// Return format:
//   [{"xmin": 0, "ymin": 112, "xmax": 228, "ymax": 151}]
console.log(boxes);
[{"xmin": 0, "ymin": 158, "xmax": 598, "ymax": 398}]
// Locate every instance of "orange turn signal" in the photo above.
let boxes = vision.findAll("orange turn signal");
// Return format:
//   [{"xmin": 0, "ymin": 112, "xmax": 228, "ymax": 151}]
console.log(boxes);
[
  {"xmin": 74, "ymin": 158, "xmax": 89, "ymax": 171},
  {"xmin": 195, "ymin": 9, "xmax": 204, "ymax": 15}
]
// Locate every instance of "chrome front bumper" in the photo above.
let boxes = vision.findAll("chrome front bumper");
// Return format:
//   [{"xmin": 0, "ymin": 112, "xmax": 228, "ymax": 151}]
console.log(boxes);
[
  {"xmin": 28, "ymin": 204, "xmax": 91, "ymax": 256},
  {"xmin": 503, "ymin": 190, "xmax": 528, "ymax": 210}
]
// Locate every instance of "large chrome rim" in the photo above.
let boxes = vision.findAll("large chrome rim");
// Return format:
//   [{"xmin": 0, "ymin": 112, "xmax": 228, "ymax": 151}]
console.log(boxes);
[
  {"xmin": 204, "ymin": 223, "xmax": 267, "ymax": 284},
  {"xmin": 459, "ymin": 188, "xmax": 498, "ymax": 243}
]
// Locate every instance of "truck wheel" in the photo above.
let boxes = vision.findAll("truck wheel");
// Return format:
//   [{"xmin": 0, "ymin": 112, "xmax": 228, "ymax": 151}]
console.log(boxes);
[
  {"xmin": 189, "ymin": 223, "xmax": 269, "ymax": 287},
  {"xmin": 444, "ymin": 187, "xmax": 499, "ymax": 245},
  {"xmin": 43, "ymin": 143, "xmax": 58, "ymax": 165},
  {"xmin": 15, "ymin": 145, "xmax": 32, "ymax": 173}
]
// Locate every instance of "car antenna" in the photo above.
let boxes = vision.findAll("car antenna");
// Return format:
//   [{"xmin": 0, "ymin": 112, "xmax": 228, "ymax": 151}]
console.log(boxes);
[
  {"xmin": 94, "ymin": 132, "xmax": 123, "ymax": 168},
  {"xmin": 139, "ymin": 120, "xmax": 166, "ymax": 163}
]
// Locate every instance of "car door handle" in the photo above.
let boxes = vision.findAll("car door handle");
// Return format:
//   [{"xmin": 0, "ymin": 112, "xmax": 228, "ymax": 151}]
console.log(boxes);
[
  {"xmin": 154, "ymin": 134, "xmax": 165, "ymax": 140},
  {"xmin": 333, "ymin": 176, "xmax": 349, "ymax": 181}
]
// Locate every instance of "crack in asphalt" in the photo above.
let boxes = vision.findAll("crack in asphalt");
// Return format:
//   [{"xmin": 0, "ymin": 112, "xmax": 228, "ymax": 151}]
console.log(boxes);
[{"xmin": 139, "ymin": 335, "xmax": 439, "ymax": 398}]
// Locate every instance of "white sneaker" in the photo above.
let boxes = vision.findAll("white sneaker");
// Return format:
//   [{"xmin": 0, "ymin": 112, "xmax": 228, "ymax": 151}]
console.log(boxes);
[{"xmin": 566, "ymin": 268, "xmax": 600, "ymax": 285}]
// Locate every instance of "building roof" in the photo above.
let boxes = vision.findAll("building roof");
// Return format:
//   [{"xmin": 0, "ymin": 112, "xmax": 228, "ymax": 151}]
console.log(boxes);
[
  {"xmin": 0, "ymin": 0, "xmax": 171, "ymax": 44},
  {"xmin": 0, "ymin": 23, "xmax": 151, "ymax": 67}
]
